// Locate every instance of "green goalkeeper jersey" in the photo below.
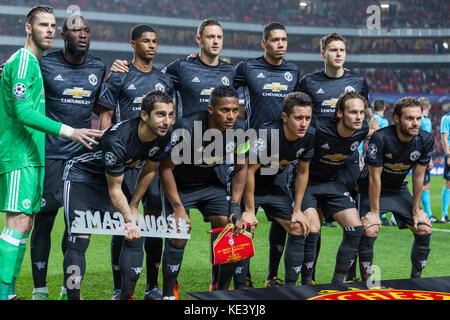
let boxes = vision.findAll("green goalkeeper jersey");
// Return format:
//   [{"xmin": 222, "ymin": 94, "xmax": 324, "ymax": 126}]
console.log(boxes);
[{"xmin": 0, "ymin": 47, "xmax": 63, "ymax": 174}]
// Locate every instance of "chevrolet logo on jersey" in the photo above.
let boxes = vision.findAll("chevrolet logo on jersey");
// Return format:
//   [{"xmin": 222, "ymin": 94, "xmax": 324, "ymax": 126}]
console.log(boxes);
[
  {"xmin": 200, "ymin": 88, "xmax": 215, "ymax": 95},
  {"xmin": 263, "ymin": 83, "xmax": 288, "ymax": 92},
  {"xmin": 385, "ymin": 163, "xmax": 411, "ymax": 171},
  {"xmin": 321, "ymin": 99, "xmax": 338, "ymax": 108},
  {"xmin": 63, "ymin": 87, "xmax": 92, "ymax": 99},
  {"xmin": 133, "ymin": 97, "xmax": 143, "ymax": 104},
  {"xmin": 322, "ymin": 154, "xmax": 349, "ymax": 161}
]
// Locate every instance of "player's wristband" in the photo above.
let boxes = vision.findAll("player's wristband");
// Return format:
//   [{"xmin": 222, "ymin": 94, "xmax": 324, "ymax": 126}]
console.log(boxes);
[
  {"xmin": 59, "ymin": 124, "xmax": 74, "ymax": 139},
  {"xmin": 229, "ymin": 201, "xmax": 242, "ymax": 223}
]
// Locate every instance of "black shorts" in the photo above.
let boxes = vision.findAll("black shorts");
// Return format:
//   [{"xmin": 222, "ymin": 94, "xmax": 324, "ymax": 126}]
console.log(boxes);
[
  {"xmin": 63, "ymin": 180, "xmax": 116, "ymax": 236},
  {"xmin": 302, "ymin": 180, "xmax": 357, "ymax": 222},
  {"xmin": 443, "ymin": 155, "xmax": 450, "ymax": 181},
  {"xmin": 357, "ymin": 181, "xmax": 414, "ymax": 230},
  {"xmin": 254, "ymin": 190, "xmax": 293, "ymax": 222},
  {"xmin": 162, "ymin": 185, "xmax": 229, "ymax": 222},
  {"xmin": 337, "ymin": 151, "xmax": 361, "ymax": 197},
  {"xmin": 123, "ymin": 167, "xmax": 162, "ymax": 211},
  {"xmin": 41, "ymin": 159, "xmax": 65, "ymax": 212}
]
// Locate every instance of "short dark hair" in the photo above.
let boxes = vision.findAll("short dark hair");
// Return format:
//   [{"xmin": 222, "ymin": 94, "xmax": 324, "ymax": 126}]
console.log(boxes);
[
  {"xmin": 263, "ymin": 22, "xmax": 286, "ymax": 41},
  {"xmin": 393, "ymin": 97, "xmax": 421, "ymax": 118},
  {"xmin": 131, "ymin": 24, "xmax": 157, "ymax": 41},
  {"xmin": 141, "ymin": 90, "xmax": 173, "ymax": 114},
  {"xmin": 283, "ymin": 92, "xmax": 313, "ymax": 116},
  {"xmin": 320, "ymin": 33, "xmax": 346, "ymax": 52},
  {"xmin": 372, "ymin": 99, "xmax": 385, "ymax": 112},
  {"xmin": 62, "ymin": 15, "xmax": 88, "ymax": 33},
  {"xmin": 332, "ymin": 91, "xmax": 368, "ymax": 122},
  {"xmin": 26, "ymin": 5, "xmax": 54, "ymax": 25},
  {"xmin": 210, "ymin": 85, "xmax": 238, "ymax": 106},
  {"xmin": 197, "ymin": 18, "xmax": 221, "ymax": 37}
]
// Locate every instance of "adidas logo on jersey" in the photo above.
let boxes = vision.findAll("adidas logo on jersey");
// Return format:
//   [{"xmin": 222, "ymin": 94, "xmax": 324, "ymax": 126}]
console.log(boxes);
[
  {"xmin": 321, "ymin": 143, "xmax": 330, "ymax": 149},
  {"xmin": 127, "ymin": 84, "xmax": 136, "ymax": 90},
  {"xmin": 192, "ymin": 76, "xmax": 200, "ymax": 83},
  {"xmin": 257, "ymin": 72, "xmax": 265, "ymax": 79},
  {"xmin": 316, "ymin": 88, "xmax": 324, "ymax": 94},
  {"xmin": 54, "ymin": 74, "xmax": 64, "ymax": 81}
]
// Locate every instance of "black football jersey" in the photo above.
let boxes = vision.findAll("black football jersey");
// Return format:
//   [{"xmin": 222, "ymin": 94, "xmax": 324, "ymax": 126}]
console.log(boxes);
[
  {"xmin": 162, "ymin": 57, "xmax": 236, "ymax": 117},
  {"xmin": 63, "ymin": 117, "xmax": 172, "ymax": 183},
  {"xmin": 251, "ymin": 119, "xmax": 315, "ymax": 192},
  {"xmin": 234, "ymin": 56, "xmax": 300, "ymax": 130},
  {"xmin": 296, "ymin": 70, "xmax": 369, "ymax": 128},
  {"xmin": 98, "ymin": 64, "xmax": 174, "ymax": 122},
  {"xmin": 169, "ymin": 111, "xmax": 248, "ymax": 189},
  {"xmin": 359, "ymin": 125, "xmax": 434, "ymax": 189},
  {"xmin": 40, "ymin": 50, "xmax": 106, "ymax": 160},
  {"xmin": 309, "ymin": 118, "xmax": 369, "ymax": 182}
]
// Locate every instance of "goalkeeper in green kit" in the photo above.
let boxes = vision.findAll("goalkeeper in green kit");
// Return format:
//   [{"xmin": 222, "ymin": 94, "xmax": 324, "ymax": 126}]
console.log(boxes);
[{"xmin": 0, "ymin": 5, "xmax": 102, "ymax": 300}]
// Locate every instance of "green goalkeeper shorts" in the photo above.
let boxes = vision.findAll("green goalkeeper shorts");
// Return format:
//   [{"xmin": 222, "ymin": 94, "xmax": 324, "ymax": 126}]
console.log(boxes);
[{"xmin": 0, "ymin": 166, "xmax": 44, "ymax": 215}]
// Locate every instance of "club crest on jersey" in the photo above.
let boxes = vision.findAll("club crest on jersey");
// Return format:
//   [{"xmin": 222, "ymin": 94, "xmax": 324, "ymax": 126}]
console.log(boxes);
[
  {"xmin": 155, "ymin": 83, "xmax": 165, "ymax": 92},
  {"xmin": 225, "ymin": 142, "xmax": 236, "ymax": 153},
  {"xmin": 344, "ymin": 86, "xmax": 355, "ymax": 92},
  {"xmin": 351, "ymin": 141, "xmax": 359, "ymax": 151},
  {"xmin": 63, "ymin": 87, "xmax": 92, "ymax": 99},
  {"xmin": 88, "ymin": 74, "xmax": 98, "ymax": 86},
  {"xmin": 221, "ymin": 76, "xmax": 230, "ymax": 85},
  {"xmin": 284, "ymin": 71, "xmax": 293, "ymax": 82},
  {"xmin": 410, "ymin": 151, "xmax": 421, "ymax": 161},
  {"xmin": 263, "ymin": 82, "xmax": 288, "ymax": 92},
  {"xmin": 296, "ymin": 148, "xmax": 305, "ymax": 158},
  {"xmin": 148, "ymin": 146, "xmax": 160, "ymax": 157}
]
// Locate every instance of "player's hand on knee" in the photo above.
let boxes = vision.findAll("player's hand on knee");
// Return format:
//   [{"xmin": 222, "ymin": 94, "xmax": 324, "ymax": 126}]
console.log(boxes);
[
  {"xmin": 70, "ymin": 128, "xmax": 103, "ymax": 149},
  {"xmin": 290, "ymin": 210, "xmax": 309, "ymax": 237},
  {"xmin": 173, "ymin": 207, "xmax": 192, "ymax": 234},
  {"xmin": 111, "ymin": 59, "xmax": 129, "ymax": 73},
  {"xmin": 361, "ymin": 211, "xmax": 381, "ymax": 233},
  {"xmin": 412, "ymin": 209, "xmax": 432, "ymax": 230}
]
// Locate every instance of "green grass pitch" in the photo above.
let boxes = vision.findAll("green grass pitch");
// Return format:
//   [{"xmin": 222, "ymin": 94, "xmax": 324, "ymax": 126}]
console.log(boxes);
[{"xmin": 2, "ymin": 176, "xmax": 449, "ymax": 300}]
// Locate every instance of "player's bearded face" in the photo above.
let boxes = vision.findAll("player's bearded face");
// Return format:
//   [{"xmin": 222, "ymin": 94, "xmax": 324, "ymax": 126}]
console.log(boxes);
[
  {"xmin": 396, "ymin": 106, "xmax": 422, "ymax": 137},
  {"xmin": 340, "ymin": 98, "xmax": 365, "ymax": 131},
  {"xmin": 64, "ymin": 17, "xmax": 91, "ymax": 56},
  {"xmin": 198, "ymin": 25, "xmax": 223, "ymax": 57},
  {"xmin": 323, "ymin": 40, "xmax": 346, "ymax": 70},
  {"xmin": 144, "ymin": 102, "xmax": 174, "ymax": 137},
  {"xmin": 283, "ymin": 106, "xmax": 312, "ymax": 139},
  {"xmin": 28, "ymin": 13, "xmax": 56, "ymax": 52},
  {"xmin": 263, "ymin": 29, "xmax": 287, "ymax": 61},
  {"xmin": 208, "ymin": 97, "xmax": 239, "ymax": 131},
  {"xmin": 133, "ymin": 32, "xmax": 157, "ymax": 61}
]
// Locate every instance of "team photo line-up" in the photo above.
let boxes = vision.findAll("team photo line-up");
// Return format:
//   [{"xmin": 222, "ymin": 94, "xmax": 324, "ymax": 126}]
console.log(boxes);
[{"xmin": 0, "ymin": 5, "xmax": 444, "ymax": 301}]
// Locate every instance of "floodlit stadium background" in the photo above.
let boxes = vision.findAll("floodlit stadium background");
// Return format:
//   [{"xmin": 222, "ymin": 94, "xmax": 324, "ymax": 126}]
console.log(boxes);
[{"xmin": 0, "ymin": 0, "xmax": 449, "ymax": 300}]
